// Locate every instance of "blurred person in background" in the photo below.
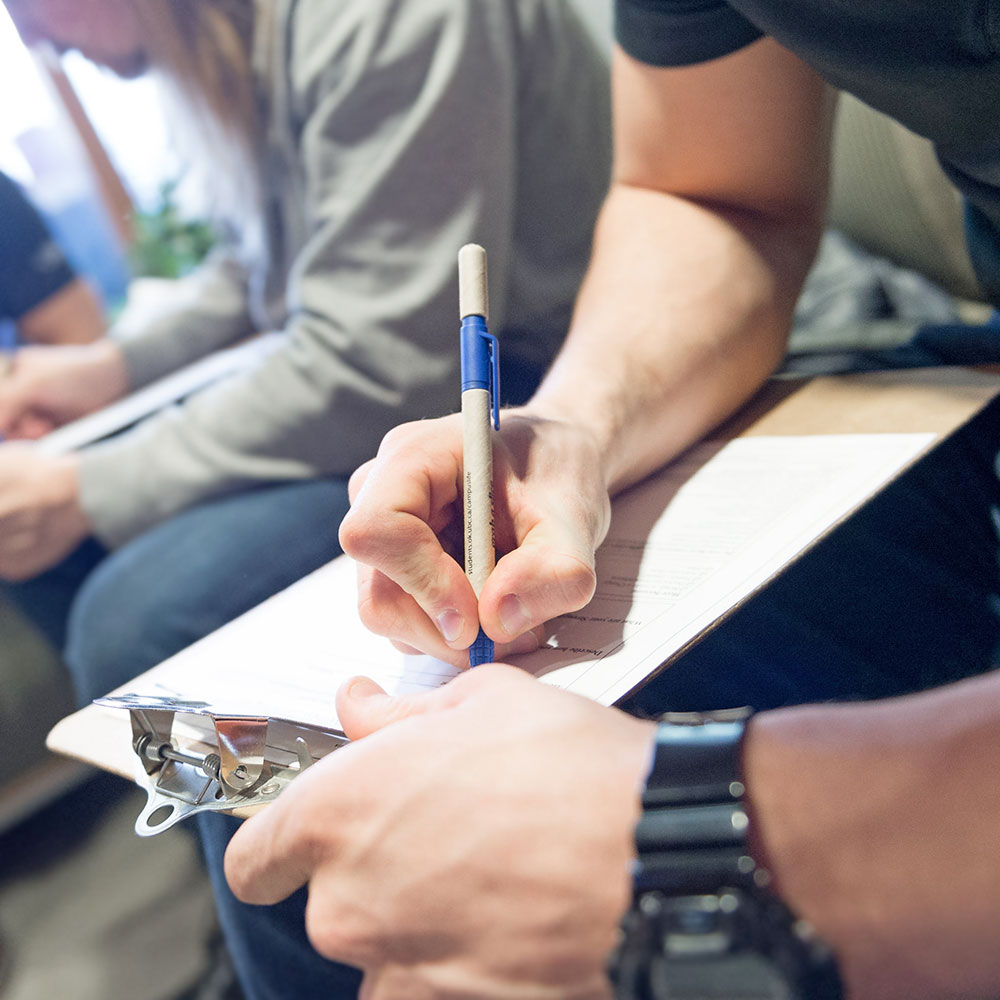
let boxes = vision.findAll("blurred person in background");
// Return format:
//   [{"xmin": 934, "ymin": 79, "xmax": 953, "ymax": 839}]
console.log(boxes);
[
  {"xmin": 0, "ymin": 0, "xmax": 609, "ymax": 683},
  {"xmin": 0, "ymin": 168, "xmax": 104, "ymax": 352},
  {"xmin": 0, "ymin": 0, "xmax": 610, "ymax": 997}
]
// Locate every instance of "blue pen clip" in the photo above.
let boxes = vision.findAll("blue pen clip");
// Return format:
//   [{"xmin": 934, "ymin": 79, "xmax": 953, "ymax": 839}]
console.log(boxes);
[{"xmin": 460, "ymin": 317, "xmax": 500, "ymax": 428}]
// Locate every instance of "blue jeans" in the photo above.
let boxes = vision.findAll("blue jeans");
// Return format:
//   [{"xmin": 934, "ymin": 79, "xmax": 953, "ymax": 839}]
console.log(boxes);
[
  {"xmin": 192, "ymin": 401, "xmax": 1000, "ymax": 1000},
  {"xmin": 3, "ymin": 476, "xmax": 364, "ymax": 998},
  {"xmin": 4, "ymin": 478, "xmax": 353, "ymax": 703}
]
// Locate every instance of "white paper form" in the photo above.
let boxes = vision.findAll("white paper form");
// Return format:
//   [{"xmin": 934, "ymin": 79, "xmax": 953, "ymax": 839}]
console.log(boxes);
[
  {"xmin": 110, "ymin": 554, "xmax": 460, "ymax": 731},
  {"xmin": 519, "ymin": 432, "xmax": 935, "ymax": 704},
  {"xmin": 109, "ymin": 432, "xmax": 934, "ymax": 730}
]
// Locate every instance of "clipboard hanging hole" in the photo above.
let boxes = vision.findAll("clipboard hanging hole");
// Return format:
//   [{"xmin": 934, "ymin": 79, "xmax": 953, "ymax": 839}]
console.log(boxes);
[{"xmin": 147, "ymin": 804, "xmax": 176, "ymax": 828}]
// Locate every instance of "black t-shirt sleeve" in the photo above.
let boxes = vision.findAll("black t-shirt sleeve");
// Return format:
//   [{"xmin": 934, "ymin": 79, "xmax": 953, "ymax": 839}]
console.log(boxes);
[
  {"xmin": 614, "ymin": 0, "xmax": 763, "ymax": 66},
  {"xmin": 0, "ymin": 172, "xmax": 77, "ymax": 321}
]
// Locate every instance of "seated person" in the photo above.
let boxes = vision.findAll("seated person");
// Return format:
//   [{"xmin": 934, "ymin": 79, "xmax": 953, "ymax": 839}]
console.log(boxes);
[
  {"xmin": 218, "ymin": 1, "xmax": 1000, "ymax": 998},
  {"xmin": 0, "ymin": 2, "xmax": 609, "ymax": 996},
  {"xmin": 0, "ymin": 169, "xmax": 104, "ymax": 350},
  {"xmin": 0, "ymin": 0, "xmax": 610, "ymax": 675}
]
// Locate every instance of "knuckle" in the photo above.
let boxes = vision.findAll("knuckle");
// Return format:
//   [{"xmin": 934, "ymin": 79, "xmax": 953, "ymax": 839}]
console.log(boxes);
[
  {"xmin": 377, "ymin": 421, "xmax": 420, "ymax": 456},
  {"xmin": 340, "ymin": 509, "xmax": 422, "ymax": 565},
  {"xmin": 304, "ymin": 897, "xmax": 378, "ymax": 965},
  {"xmin": 347, "ymin": 460, "xmax": 374, "ymax": 501},
  {"xmin": 356, "ymin": 593, "xmax": 396, "ymax": 639},
  {"xmin": 551, "ymin": 555, "xmax": 597, "ymax": 611},
  {"xmin": 338, "ymin": 505, "xmax": 374, "ymax": 557},
  {"xmin": 303, "ymin": 908, "xmax": 354, "ymax": 961},
  {"xmin": 355, "ymin": 571, "xmax": 409, "ymax": 638}
]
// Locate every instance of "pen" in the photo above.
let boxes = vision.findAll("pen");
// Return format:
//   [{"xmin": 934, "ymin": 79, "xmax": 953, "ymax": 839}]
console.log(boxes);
[{"xmin": 458, "ymin": 243, "xmax": 500, "ymax": 667}]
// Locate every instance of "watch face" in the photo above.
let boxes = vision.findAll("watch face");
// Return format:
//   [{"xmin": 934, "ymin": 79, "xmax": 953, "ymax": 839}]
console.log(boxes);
[
  {"xmin": 648, "ymin": 952, "xmax": 795, "ymax": 1000},
  {"xmin": 614, "ymin": 891, "xmax": 841, "ymax": 1000},
  {"xmin": 645, "ymin": 894, "xmax": 796, "ymax": 1000}
]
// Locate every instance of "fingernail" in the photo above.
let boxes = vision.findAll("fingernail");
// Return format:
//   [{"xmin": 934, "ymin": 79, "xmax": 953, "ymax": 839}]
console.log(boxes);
[
  {"xmin": 436, "ymin": 609, "xmax": 464, "ymax": 643},
  {"xmin": 506, "ymin": 630, "xmax": 540, "ymax": 655},
  {"xmin": 498, "ymin": 593, "xmax": 531, "ymax": 637},
  {"xmin": 346, "ymin": 676, "xmax": 382, "ymax": 699}
]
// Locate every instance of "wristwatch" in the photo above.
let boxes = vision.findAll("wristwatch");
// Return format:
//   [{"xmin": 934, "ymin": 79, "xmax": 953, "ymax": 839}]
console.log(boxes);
[{"xmin": 608, "ymin": 709, "xmax": 843, "ymax": 1000}]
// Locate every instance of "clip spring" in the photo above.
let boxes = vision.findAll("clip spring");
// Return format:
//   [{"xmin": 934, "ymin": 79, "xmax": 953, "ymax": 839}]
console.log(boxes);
[{"xmin": 125, "ymin": 705, "xmax": 347, "ymax": 836}]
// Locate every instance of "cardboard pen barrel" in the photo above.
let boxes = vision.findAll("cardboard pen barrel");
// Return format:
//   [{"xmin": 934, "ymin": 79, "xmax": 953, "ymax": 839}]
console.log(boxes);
[{"xmin": 462, "ymin": 387, "xmax": 495, "ymax": 595}]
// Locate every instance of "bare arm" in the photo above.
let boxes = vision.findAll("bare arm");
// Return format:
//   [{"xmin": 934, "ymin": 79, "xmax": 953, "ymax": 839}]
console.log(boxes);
[
  {"xmin": 340, "ymin": 39, "xmax": 836, "ymax": 663},
  {"xmin": 532, "ymin": 40, "xmax": 834, "ymax": 493},
  {"xmin": 748, "ymin": 668, "xmax": 1000, "ymax": 999},
  {"xmin": 15, "ymin": 276, "xmax": 105, "ymax": 345}
]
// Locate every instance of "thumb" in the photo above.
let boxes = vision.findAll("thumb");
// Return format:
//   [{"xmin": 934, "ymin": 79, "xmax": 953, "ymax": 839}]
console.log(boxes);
[{"xmin": 336, "ymin": 675, "xmax": 464, "ymax": 740}]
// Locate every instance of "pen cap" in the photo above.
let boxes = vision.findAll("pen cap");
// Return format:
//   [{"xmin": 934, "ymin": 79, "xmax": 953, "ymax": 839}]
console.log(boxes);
[{"xmin": 459, "ymin": 244, "xmax": 489, "ymax": 321}]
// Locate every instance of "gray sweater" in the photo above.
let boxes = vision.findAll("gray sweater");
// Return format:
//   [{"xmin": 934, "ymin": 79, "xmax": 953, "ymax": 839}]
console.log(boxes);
[{"xmin": 78, "ymin": 0, "xmax": 611, "ymax": 547}]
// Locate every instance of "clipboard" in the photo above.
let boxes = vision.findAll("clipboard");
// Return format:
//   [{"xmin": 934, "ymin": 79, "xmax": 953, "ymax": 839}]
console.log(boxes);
[
  {"xmin": 92, "ymin": 692, "xmax": 347, "ymax": 835},
  {"xmin": 48, "ymin": 367, "xmax": 1000, "ymax": 836}
]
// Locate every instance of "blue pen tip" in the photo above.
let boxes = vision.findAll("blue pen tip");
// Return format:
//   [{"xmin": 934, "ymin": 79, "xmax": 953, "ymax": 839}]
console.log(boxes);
[{"xmin": 468, "ymin": 628, "xmax": 494, "ymax": 668}]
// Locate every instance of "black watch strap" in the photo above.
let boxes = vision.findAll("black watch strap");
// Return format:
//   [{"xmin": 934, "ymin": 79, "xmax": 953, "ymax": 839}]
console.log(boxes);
[
  {"xmin": 634, "ymin": 709, "xmax": 752, "ymax": 896},
  {"xmin": 610, "ymin": 710, "xmax": 843, "ymax": 1000}
]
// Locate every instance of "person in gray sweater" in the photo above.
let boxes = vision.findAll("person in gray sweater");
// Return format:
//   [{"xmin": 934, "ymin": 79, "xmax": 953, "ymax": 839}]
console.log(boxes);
[{"xmin": 0, "ymin": 0, "xmax": 610, "ymax": 709}]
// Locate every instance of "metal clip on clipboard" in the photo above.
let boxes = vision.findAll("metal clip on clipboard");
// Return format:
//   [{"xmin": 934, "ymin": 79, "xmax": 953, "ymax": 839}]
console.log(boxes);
[{"xmin": 96, "ymin": 693, "xmax": 349, "ymax": 837}]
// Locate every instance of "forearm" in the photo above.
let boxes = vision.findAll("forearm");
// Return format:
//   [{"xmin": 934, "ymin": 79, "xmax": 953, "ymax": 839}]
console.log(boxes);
[
  {"xmin": 77, "ymin": 307, "xmax": 460, "ymax": 547},
  {"xmin": 746, "ymin": 670, "xmax": 1000, "ymax": 999},
  {"xmin": 17, "ymin": 278, "xmax": 105, "ymax": 345},
  {"xmin": 337, "ymin": 184, "xmax": 824, "ymax": 660},
  {"xmin": 111, "ymin": 254, "xmax": 254, "ymax": 389},
  {"xmin": 530, "ymin": 180, "xmax": 822, "ymax": 496}
]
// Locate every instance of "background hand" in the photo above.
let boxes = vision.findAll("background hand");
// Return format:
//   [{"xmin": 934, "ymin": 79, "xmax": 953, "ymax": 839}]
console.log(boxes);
[
  {"xmin": 0, "ymin": 340, "xmax": 129, "ymax": 439},
  {"xmin": 225, "ymin": 665, "xmax": 655, "ymax": 1000},
  {"xmin": 0, "ymin": 443, "xmax": 90, "ymax": 579},
  {"xmin": 339, "ymin": 409, "xmax": 612, "ymax": 667}
]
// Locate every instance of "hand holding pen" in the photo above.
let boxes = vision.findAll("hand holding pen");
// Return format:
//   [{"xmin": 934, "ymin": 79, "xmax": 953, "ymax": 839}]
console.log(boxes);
[{"xmin": 340, "ymin": 247, "xmax": 611, "ymax": 669}]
